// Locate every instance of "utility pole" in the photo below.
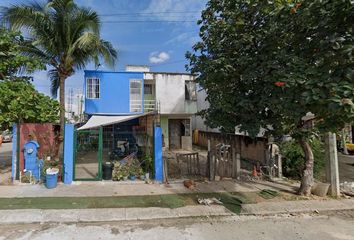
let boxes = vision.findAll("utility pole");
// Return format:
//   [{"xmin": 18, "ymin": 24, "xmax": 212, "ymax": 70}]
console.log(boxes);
[{"xmin": 325, "ymin": 132, "xmax": 340, "ymax": 197}]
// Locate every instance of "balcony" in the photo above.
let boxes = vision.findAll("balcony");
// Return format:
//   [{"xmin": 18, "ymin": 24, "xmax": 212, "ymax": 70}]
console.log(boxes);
[{"xmin": 144, "ymin": 99, "xmax": 158, "ymax": 112}]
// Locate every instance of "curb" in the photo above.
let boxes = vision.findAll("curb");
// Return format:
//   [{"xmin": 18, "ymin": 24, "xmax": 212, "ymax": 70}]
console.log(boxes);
[
  {"xmin": 240, "ymin": 199, "xmax": 354, "ymax": 216},
  {"xmin": 0, "ymin": 205, "xmax": 233, "ymax": 224}
]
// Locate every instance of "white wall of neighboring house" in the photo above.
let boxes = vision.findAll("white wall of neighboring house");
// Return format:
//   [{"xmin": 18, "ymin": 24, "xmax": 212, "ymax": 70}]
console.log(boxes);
[
  {"xmin": 193, "ymin": 87, "xmax": 266, "ymax": 137},
  {"xmin": 145, "ymin": 73, "xmax": 196, "ymax": 114},
  {"xmin": 126, "ymin": 65, "xmax": 150, "ymax": 72},
  {"xmin": 192, "ymin": 87, "xmax": 220, "ymax": 133}
]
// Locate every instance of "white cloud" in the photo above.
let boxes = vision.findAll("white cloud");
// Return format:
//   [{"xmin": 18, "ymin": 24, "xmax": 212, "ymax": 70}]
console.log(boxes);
[{"xmin": 149, "ymin": 51, "xmax": 170, "ymax": 64}]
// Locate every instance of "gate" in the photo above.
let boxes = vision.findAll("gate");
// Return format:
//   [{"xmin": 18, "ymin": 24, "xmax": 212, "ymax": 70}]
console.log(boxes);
[
  {"xmin": 74, "ymin": 128, "xmax": 103, "ymax": 180},
  {"xmin": 176, "ymin": 152, "xmax": 201, "ymax": 176},
  {"xmin": 208, "ymin": 144, "xmax": 240, "ymax": 180}
]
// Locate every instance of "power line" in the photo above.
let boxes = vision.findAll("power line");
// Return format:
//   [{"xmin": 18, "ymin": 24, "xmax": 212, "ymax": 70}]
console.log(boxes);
[
  {"xmin": 99, "ymin": 11, "xmax": 201, "ymax": 16},
  {"xmin": 101, "ymin": 20, "xmax": 197, "ymax": 23}
]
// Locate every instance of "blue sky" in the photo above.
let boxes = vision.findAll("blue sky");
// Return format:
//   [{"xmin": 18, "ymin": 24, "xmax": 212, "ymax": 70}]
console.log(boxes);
[{"xmin": 1, "ymin": 0, "xmax": 206, "ymax": 96}]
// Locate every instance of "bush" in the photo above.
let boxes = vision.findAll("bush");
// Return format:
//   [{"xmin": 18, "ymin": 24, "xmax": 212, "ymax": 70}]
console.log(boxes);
[{"xmin": 280, "ymin": 138, "xmax": 325, "ymax": 181}]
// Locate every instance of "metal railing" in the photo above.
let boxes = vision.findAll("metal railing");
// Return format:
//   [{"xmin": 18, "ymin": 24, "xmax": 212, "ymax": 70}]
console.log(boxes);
[
  {"xmin": 130, "ymin": 99, "xmax": 159, "ymax": 113},
  {"xmin": 144, "ymin": 99, "xmax": 157, "ymax": 112}
]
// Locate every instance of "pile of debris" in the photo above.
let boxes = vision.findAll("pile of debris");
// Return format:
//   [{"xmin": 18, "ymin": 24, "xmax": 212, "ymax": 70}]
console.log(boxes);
[{"xmin": 341, "ymin": 182, "xmax": 354, "ymax": 197}]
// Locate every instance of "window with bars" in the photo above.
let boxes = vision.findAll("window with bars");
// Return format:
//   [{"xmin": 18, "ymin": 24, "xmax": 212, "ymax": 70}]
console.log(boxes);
[
  {"xmin": 185, "ymin": 81, "xmax": 197, "ymax": 101},
  {"xmin": 130, "ymin": 79, "xmax": 143, "ymax": 112},
  {"xmin": 86, "ymin": 78, "xmax": 100, "ymax": 99},
  {"xmin": 144, "ymin": 84, "xmax": 153, "ymax": 95}
]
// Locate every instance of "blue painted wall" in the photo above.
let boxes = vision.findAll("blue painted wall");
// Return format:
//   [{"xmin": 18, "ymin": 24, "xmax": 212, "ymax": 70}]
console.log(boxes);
[
  {"xmin": 154, "ymin": 127, "xmax": 164, "ymax": 182},
  {"xmin": 11, "ymin": 123, "xmax": 17, "ymax": 180},
  {"xmin": 84, "ymin": 70, "xmax": 144, "ymax": 115},
  {"xmin": 63, "ymin": 124, "xmax": 74, "ymax": 184}
]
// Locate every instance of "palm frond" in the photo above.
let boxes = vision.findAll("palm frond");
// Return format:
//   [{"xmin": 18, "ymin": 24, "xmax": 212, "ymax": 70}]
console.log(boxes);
[
  {"xmin": 97, "ymin": 40, "xmax": 118, "ymax": 69},
  {"xmin": 48, "ymin": 69, "xmax": 60, "ymax": 98},
  {"xmin": 1, "ymin": 0, "xmax": 117, "ymax": 80}
]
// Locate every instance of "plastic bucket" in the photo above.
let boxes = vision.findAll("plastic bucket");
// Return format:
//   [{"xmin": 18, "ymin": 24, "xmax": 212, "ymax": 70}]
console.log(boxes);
[{"xmin": 45, "ymin": 168, "xmax": 59, "ymax": 189}]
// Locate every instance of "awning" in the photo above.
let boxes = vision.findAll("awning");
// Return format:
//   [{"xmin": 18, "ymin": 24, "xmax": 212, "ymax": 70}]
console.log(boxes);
[{"xmin": 78, "ymin": 113, "xmax": 152, "ymax": 130}]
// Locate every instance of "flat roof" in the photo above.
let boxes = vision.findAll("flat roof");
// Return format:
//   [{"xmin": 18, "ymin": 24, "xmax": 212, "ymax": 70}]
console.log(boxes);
[{"xmin": 84, "ymin": 70, "xmax": 195, "ymax": 76}]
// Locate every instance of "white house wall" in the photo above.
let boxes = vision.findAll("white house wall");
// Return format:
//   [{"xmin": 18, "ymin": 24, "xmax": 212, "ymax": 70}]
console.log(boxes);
[
  {"xmin": 192, "ymin": 87, "xmax": 220, "ymax": 133},
  {"xmin": 145, "ymin": 73, "xmax": 196, "ymax": 115}
]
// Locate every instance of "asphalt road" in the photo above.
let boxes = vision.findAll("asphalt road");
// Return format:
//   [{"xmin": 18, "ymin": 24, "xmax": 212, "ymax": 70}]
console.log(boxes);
[
  {"xmin": 0, "ymin": 142, "xmax": 12, "ymax": 185},
  {"xmin": 338, "ymin": 153, "xmax": 354, "ymax": 182},
  {"xmin": 0, "ymin": 213, "xmax": 354, "ymax": 240}
]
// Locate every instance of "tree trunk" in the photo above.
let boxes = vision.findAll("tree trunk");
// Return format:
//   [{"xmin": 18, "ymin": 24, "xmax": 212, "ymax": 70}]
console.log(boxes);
[
  {"xmin": 58, "ymin": 75, "xmax": 66, "ymax": 160},
  {"xmin": 342, "ymin": 128, "xmax": 348, "ymax": 155},
  {"xmin": 298, "ymin": 139, "xmax": 314, "ymax": 196}
]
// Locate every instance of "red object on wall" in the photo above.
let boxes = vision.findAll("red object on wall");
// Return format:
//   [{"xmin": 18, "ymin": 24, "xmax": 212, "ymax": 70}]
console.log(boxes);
[{"xmin": 19, "ymin": 123, "xmax": 59, "ymax": 174}]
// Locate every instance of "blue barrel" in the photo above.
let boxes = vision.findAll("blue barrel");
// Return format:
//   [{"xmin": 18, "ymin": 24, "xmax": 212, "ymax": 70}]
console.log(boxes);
[{"xmin": 45, "ymin": 173, "xmax": 58, "ymax": 189}]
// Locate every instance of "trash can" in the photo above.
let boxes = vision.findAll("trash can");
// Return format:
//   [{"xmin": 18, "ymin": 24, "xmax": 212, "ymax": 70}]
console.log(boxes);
[
  {"xmin": 45, "ymin": 168, "xmax": 59, "ymax": 189},
  {"xmin": 102, "ymin": 162, "xmax": 113, "ymax": 180}
]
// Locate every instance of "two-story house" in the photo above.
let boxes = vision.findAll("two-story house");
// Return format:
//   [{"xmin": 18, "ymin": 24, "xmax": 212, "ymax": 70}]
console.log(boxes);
[{"xmin": 79, "ymin": 65, "xmax": 197, "ymax": 151}]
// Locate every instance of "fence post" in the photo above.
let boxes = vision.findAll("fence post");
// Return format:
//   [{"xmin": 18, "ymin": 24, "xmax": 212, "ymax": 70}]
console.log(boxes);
[
  {"xmin": 209, "ymin": 154, "xmax": 215, "ymax": 181},
  {"xmin": 275, "ymin": 154, "xmax": 282, "ymax": 178},
  {"xmin": 232, "ymin": 147, "xmax": 236, "ymax": 178},
  {"xmin": 325, "ymin": 132, "xmax": 340, "ymax": 197},
  {"xmin": 236, "ymin": 153, "xmax": 241, "ymax": 179}
]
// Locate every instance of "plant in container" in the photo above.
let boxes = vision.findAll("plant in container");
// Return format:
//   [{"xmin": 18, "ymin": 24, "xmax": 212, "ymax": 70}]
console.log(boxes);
[
  {"xmin": 128, "ymin": 167, "xmax": 136, "ymax": 181},
  {"xmin": 144, "ymin": 155, "xmax": 153, "ymax": 178}
]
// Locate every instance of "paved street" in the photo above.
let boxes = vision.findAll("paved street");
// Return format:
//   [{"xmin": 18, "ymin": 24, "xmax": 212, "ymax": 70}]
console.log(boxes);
[
  {"xmin": 338, "ymin": 153, "xmax": 354, "ymax": 182},
  {"xmin": 1, "ymin": 213, "xmax": 354, "ymax": 240},
  {"xmin": 0, "ymin": 142, "xmax": 12, "ymax": 185}
]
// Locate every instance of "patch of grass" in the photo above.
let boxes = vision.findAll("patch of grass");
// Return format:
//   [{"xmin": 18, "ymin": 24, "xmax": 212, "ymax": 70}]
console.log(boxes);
[
  {"xmin": 0, "ymin": 195, "xmax": 187, "ymax": 210},
  {"xmin": 180, "ymin": 192, "xmax": 255, "ymax": 214},
  {"xmin": 0, "ymin": 192, "xmax": 257, "ymax": 214},
  {"xmin": 258, "ymin": 189, "xmax": 279, "ymax": 199}
]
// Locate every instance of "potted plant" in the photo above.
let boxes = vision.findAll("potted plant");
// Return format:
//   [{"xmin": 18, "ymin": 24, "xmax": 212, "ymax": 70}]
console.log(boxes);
[
  {"xmin": 144, "ymin": 155, "xmax": 153, "ymax": 180},
  {"xmin": 128, "ymin": 166, "xmax": 136, "ymax": 181},
  {"xmin": 137, "ymin": 168, "xmax": 145, "ymax": 180}
]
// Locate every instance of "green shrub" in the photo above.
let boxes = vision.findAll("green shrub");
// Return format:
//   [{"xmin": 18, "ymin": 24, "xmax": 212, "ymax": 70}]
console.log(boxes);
[{"xmin": 280, "ymin": 138, "xmax": 325, "ymax": 181}]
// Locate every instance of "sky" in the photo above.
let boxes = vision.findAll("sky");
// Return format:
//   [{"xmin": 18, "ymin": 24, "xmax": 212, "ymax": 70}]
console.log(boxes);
[{"xmin": 1, "ymin": 0, "xmax": 207, "ymax": 97}]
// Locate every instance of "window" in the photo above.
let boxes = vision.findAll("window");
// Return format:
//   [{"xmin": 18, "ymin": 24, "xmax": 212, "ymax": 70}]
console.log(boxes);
[
  {"xmin": 185, "ymin": 81, "xmax": 197, "ymax": 101},
  {"xmin": 86, "ymin": 78, "xmax": 100, "ymax": 99},
  {"xmin": 144, "ymin": 84, "xmax": 153, "ymax": 95},
  {"xmin": 130, "ymin": 79, "xmax": 143, "ymax": 112}
]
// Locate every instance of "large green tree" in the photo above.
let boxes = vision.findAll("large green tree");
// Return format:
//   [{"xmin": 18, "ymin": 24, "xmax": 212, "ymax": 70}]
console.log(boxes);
[
  {"xmin": 0, "ymin": 80, "xmax": 60, "ymax": 130},
  {"xmin": 1, "ymin": 0, "xmax": 117, "ymax": 142},
  {"xmin": 0, "ymin": 28, "xmax": 58, "ymax": 130},
  {"xmin": 187, "ymin": 0, "xmax": 354, "ymax": 195},
  {"xmin": 0, "ymin": 28, "xmax": 44, "ymax": 80}
]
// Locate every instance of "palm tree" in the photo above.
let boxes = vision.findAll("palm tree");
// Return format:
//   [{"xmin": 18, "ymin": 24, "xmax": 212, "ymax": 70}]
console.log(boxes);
[{"xmin": 1, "ymin": 0, "xmax": 117, "ymax": 149}]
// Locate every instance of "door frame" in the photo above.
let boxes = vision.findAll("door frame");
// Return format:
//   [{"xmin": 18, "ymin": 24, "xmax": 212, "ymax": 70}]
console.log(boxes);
[{"xmin": 73, "ymin": 127, "xmax": 103, "ymax": 181}]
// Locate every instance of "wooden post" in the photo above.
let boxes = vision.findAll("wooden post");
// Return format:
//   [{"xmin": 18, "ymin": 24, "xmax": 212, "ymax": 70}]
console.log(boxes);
[
  {"xmin": 275, "ymin": 154, "xmax": 282, "ymax": 178},
  {"xmin": 209, "ymin": 154, "xmax": 215, "ymax": 181},
  {"xmin": 325, "ymin": 132, "xmax": 340, "ymax": 197},
  {"xmin": 232, "ymin": 147, "xmax": 237, "ymax": 178},
  {"xmin": 236, "ymin": 153, "xmax": 241, "ymax": 179}
]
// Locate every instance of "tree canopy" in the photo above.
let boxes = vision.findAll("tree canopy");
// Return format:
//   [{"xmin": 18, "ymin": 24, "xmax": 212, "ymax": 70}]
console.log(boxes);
[
  {"xmin": 0, "ymin": 28, "xmax": 44, "ymax": 80},
  {"xmin": 187, "ymin": 0, "xmax": 354, "ymax": 195},
  {"xmin": 0, "ymin": 80, "xmax": 60, "ymax": 130},
  {"xmin": 0, "ymin": 28, "xmax": 59, "ymax": 130}
]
